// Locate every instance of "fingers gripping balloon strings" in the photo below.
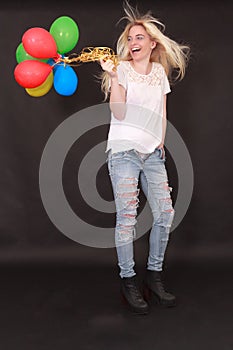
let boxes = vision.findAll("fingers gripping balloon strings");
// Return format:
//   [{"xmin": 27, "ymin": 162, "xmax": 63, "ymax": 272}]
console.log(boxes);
[{"xmin": 55, "ymin": 47, "xmax": 119, "ymax": 71}]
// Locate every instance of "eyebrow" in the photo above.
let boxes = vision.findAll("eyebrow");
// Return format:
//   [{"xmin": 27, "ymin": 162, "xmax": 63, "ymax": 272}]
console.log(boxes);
[{"xmin": 127, "ymin": 34, "xmax": 145, "ymax": 38}]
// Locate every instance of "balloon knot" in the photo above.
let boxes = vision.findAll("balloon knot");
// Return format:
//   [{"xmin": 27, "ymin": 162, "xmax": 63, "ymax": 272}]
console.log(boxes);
[{"xmin": 53, "ymin": 53, "xmax": 62, "ymax": 62}]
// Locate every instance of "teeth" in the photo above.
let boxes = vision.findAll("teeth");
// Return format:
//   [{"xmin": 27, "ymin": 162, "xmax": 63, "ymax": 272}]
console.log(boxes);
[{"xmin": 132, "ymin": 48, "xmax": 140, "ymax": 52}]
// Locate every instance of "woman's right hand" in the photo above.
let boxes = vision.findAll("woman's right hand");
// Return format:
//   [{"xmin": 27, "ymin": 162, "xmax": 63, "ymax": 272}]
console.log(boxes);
[{"xmin": 99, "ymin": 56, "xmax": 118, "ymax": 79}]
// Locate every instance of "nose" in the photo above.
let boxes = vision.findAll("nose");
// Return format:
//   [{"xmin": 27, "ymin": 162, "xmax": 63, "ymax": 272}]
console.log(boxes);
[{"xmin": 130, "ymin": 38, "xmax": 137, "ymax": 47}]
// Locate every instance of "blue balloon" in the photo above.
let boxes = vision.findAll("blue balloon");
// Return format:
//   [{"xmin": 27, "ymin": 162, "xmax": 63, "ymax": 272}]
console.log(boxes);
[
  {"xmin": 53, "ymin": 64, "xmax": 78, "ymax": 96},
  {"xmin": 47, "ymin": 58, "xmax": 59, "ymax": 73},
  {"xmin": 47, "ymin": 55, "xmax": 65, "ymax": 73}
]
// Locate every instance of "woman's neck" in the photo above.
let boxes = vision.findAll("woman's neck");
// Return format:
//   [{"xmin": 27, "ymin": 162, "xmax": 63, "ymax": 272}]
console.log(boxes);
[{"xmin": 130, "ymin": 59, "xmax": 152, "ymax": 75}]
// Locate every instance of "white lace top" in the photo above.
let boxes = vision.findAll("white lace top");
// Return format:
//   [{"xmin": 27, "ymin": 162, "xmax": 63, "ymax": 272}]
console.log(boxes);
[{"xmin": 106, "ymin": 60, "xmax": 171, "ymax": 154}]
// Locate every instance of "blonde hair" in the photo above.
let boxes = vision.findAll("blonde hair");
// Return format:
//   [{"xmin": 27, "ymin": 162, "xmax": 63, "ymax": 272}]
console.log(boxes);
[{"xmin": 101, "ymin": 1, "xmax": 191, "ymax": 100}]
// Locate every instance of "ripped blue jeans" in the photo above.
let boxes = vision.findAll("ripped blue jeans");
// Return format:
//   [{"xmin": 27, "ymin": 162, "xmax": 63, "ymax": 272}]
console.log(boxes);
[{"xmin": 107, "ymin": 148, "xmax": 175, "ymax": 278}]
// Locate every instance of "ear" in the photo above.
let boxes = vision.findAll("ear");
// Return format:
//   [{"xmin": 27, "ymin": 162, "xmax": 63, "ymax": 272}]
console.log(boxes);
[{"xmin": 151, "ymin": 41, "xmax": 157, "ymax": 49}]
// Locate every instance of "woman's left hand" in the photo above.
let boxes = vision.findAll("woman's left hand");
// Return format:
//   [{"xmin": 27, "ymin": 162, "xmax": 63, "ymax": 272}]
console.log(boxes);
[
  {"xmin": 157, "ymin": 143, "xmax": 165, "ymax": 159},
  {"xmin": 99, "ymin": 56, "xmax": 117, "ymax": 78}
]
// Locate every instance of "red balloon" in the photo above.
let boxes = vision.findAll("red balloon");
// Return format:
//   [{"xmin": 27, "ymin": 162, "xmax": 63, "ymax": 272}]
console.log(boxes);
[
  {"xmin": 22, "ymin": 27, "xmax": 58, "ymax": 59},
  {"xmin": 14, "ymin": 60, "xmax": 53, "ymax": 88}
]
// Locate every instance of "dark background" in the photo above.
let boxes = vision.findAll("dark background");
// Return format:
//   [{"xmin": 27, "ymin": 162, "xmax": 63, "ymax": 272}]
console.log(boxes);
[{"xmin": 0, "ymin": 1, "xmax": 232, "ymax": 349}]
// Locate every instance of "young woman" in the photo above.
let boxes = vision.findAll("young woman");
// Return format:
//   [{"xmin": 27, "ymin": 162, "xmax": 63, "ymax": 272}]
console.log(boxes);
[{"xmin": 99, "ymin": 1, "xmax": 190, "ymax": 314}]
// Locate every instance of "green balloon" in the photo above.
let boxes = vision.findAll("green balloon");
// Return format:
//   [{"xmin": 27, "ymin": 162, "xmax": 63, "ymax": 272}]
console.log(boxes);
[
  {"xmin": 15, "ymin": 43, "xmax": 48, "ymax": 63},
  {"xmin": 49, "ymin": 16, "xmax": 79, "ymax": 54}
]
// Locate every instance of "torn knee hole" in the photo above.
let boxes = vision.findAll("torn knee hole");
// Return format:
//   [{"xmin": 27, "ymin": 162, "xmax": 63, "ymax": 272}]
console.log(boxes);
[
  {"xmin": 118, "ymin": 191, "xmax": 139, "ymax": 198},
  {"xmin": 164, "ymin": 208, "xmax": 174, "ymax": 213},
  {"xmin": 127, "ymin": 199, "xmax": 138, "ymax": 205},
  {"xmin": 160, "ymin": 197, "xmax": 172, "ymax": 205},
  {"xmin": 161, "ymin": 181, "xmax": 173, "ymax": 192},
  {"xmin": 123, "ymin": 213, "xmax": 135, "ymax": 218},
  {"xmin": 118, "ymin": 177, "xmax": 138, "ymax": 186},
  {"xmin": 117, "ymin": 178, "xmax": 138, "ymax": 190},
  {"xmin": 117, "ymin": 224, "xmax": 135, "ymax": 236}
]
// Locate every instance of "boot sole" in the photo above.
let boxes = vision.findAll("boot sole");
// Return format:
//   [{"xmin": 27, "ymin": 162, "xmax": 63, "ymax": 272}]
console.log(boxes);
[
  {"xmin": 143, "ymin": 285, "xmax": 176, "ymax": 308},
  {"xmin": 151, "ymin": 293, "xmax": 176, "ymax": 307}
]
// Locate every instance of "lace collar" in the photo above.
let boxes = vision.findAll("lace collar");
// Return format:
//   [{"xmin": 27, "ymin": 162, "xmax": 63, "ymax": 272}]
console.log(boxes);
[{"xmin": 126, "ymin": 61, "xmax": 163, "ymax": 86}]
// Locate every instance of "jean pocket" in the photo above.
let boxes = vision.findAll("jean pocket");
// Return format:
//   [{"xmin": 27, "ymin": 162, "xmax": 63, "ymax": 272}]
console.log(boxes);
[{"xmin": 110, "ymin": 150, "xmax": 132, "ymax": 160}]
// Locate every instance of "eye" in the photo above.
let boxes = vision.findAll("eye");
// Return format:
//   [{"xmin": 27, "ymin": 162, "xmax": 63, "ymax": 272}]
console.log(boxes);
[
  {"xmin": 137, "ymin": 35, "xmax": 144, "ymax": 40},
  {"xmin": 127, "ymin": 37, "xmax": 132, "ymax": 42}
]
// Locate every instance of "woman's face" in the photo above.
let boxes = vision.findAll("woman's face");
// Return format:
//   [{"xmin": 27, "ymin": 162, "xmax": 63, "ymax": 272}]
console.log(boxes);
[{"xmin": 127, "ymin": 25, "xmax": 156, "ymax": 61}]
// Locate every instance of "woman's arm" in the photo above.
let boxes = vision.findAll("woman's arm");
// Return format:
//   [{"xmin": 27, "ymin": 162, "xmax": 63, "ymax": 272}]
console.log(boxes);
[
  {"xmin": 99, "ymin": 58, "xmax": 126, "ymax": 120},
  {"xmin": 158, "ymin": 94, "xmax": 168, "ymax": 158},
  {"xmin": 161, "ymin": 94, "xmax": 167, "ymax": 145}
]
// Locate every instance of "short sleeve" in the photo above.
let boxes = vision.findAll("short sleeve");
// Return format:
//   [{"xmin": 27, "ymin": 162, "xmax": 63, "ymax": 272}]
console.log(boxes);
[
  {"xmin": 162, "ymin": 69, "xmax": 171, "ymax": 95},
  {"xmin": 108, "ymin": 61, "xmax": 127, "ymax": 90}
]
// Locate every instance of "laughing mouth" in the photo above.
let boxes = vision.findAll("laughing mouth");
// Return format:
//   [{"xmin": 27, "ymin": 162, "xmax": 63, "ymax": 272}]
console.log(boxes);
[{"xmin": 131, "ymin": 48, "xmax": 141, "ymax": 53}]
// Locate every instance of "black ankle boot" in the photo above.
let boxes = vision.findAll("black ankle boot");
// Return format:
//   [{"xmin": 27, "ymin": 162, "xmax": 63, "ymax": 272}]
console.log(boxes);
[
  {"xmin": 144, "ymin": 270, "xmax": 176, "ymax": 307},
  {"xmin": 121, "ymin": 276, "xmax": 149, "ymax": 315}
]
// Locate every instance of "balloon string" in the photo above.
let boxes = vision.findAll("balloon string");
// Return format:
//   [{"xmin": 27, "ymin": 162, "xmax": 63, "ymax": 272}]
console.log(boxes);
[{"xmin": 55, "ymin": 46, "xmax": 119, "ymax": 71}]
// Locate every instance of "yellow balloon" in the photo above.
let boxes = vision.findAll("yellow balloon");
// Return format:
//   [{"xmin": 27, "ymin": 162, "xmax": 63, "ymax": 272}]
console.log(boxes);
[{"xmin": 25, "ymin": 71, "xmax": 53, "ymax": 97}]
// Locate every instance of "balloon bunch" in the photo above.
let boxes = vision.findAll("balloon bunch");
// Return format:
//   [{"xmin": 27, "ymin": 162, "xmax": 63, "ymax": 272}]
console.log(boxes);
[
  {"xmin": 14, "ymin": 16, "xmax": 119, "ymax": 98},
  {"xmin": 14, "ymin": 16, "xmax": 80, "ymax": 97}
]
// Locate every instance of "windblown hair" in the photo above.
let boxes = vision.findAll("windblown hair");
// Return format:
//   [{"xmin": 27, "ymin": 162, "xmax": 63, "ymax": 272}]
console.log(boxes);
[{"xmin": 101, "ymin": 1, "xmax": 191, "ymax": 100}]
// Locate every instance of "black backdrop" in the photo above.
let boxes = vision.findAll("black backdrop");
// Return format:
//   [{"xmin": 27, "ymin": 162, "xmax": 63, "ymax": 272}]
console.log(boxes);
[{"xmin": 0, "ymin": 0, "xmax": 232, "ymax": 267}]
